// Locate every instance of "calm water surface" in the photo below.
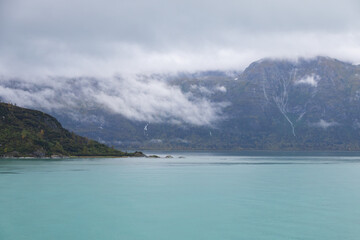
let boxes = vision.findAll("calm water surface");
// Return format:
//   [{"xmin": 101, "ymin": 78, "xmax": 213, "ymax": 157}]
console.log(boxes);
[{"xmin": 1, "ymin": 152, "xmax": 360, "ymax": 240}]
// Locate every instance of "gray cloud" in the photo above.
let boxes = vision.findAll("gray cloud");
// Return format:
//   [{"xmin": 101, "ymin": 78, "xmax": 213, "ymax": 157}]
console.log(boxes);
[
  {"xmin": 295, "ymin": 74, "xmax": 320, "ymax": 87},
  {"xmin": 1, "ymin": 0, "xmax": 360, "ymax": 77},
  {"xmin": 310, "ymin": 119, "xmax": 339, "ymax": 129},
  {"xmin": 1, "ymin": 0, "xmax": 360, "ymax": 125},
  {"xmin": 0, "ymin": 76, "xmax": 227, "ymax": 126}
]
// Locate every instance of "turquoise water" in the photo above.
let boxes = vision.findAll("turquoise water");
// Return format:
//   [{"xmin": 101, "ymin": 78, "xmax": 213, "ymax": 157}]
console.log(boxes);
[{"xmin": 1, "ymin": 152, "xmax": 360, "ymax": 240}]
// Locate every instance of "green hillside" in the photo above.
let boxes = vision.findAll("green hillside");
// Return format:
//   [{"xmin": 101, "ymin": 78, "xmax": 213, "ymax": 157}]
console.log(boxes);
[{"xmin": 0, "ymin": 103, "xmax": 142, "ymax": 157}]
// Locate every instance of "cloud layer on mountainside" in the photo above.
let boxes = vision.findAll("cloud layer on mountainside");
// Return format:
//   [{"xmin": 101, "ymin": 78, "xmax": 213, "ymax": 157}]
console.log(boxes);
[{"xmin": 0, "ymin": 76, "xmax": 228, "ymax": 126}]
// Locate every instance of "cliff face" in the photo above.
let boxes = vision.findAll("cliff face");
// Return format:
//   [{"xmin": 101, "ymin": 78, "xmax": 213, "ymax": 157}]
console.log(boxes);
[{"xmin": 0, "ymin": 103, "xmax": 137, "ymax": 157}]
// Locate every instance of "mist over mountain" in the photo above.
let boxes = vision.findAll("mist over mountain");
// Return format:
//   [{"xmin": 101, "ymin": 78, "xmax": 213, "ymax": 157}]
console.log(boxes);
[{"xmin": 1, "ymin": 56, "xmax": 360, "ymax": 150}]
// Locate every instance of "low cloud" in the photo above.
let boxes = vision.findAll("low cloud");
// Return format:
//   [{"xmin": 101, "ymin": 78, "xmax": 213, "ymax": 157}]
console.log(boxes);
[
  {"xmin": 0, "ymin": 76, "xmax": 228, "ymax": 126},
  {"xmin": 295, "ymin": 74, "xmax": 320, "ymax": 87},
  {"xmin": 310, "ymin": 119, "xmax": 338, "ymax": 129},
  {"xmin": 215, "ymin": 85, "xmax": 227, "ymax": 93},
  {"xmin": 190, "ymin": 84, "xmax": 227, "ymax": 95},
  {"xmin": 1, "ymin": 34, "xmax": 360, "ymax": 78},
  {"xmin": 149, "ymin": 139, "xmax": 163, "ymax": 144}
]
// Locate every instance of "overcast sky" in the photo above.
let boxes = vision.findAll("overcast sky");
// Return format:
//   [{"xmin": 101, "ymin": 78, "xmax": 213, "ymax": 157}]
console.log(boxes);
[
  {"xmin": 1, "ymin": 0, "xmax": 360, "ymax": 77},
  {"xmin": 1, "ymin": 0, "xmax": 360, "ymax": 126}
]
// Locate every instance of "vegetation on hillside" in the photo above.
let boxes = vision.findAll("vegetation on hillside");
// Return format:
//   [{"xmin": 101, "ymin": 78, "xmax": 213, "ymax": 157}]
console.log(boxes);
[{"xmin": 0, "ymin": 103, "xmax": 143, "ymax": 157}]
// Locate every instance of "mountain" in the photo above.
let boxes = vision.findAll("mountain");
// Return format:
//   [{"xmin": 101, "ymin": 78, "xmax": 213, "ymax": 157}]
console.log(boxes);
[
  {"xmin": 0, "ymin": 103, "xmax": 143, "ymax": 157},
  {"xmin": 47, "ymin": 56, "xmax": 360, "ymax": 151},
  {"xmin": 3, "ymin": 56, "xmax": 360, "ymax": 151},
  {"xmin": 212, "ymin": 56, "xmax": 360, "ymax": 150}
]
